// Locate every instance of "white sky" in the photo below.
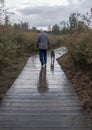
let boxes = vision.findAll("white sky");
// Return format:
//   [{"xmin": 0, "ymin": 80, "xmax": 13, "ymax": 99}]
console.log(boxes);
[
  {"xmin": 5, "ymin": 0, "xmax": 69, "ymax": 7},
  {"xmin": 4, "ymin": 0, "xmax": 92, "ymax": 29}
]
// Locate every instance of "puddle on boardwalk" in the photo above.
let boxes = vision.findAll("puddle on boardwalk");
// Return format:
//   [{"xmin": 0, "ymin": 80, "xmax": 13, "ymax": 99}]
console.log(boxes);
[
  {"xmin": 37, "ymin": 67, "xmax": 49, "ymax": 94},
  {"xmin": 36, "ymin": 60, "xmax": 66, "ymax": 94}
]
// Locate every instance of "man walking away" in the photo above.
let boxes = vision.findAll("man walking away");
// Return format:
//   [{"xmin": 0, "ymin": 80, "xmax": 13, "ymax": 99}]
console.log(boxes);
[{"xmin": 36, "ymin": 30, "xmax": 50, "ymax": 68}]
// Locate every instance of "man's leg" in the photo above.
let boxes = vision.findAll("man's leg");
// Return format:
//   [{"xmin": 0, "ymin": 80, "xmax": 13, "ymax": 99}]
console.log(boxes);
[
  {"xmin": 39, "ymin": 49, "xmax": 44, "ymax": 65},
  {"xmin": 43, "ymin": 49, "xmax": 47, "ymax": 65}
]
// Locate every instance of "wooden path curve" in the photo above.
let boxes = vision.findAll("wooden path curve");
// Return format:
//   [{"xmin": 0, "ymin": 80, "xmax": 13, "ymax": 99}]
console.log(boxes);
[{"xmin": 0, "ymin": 47, "xmax": 91, "ymax": 130}]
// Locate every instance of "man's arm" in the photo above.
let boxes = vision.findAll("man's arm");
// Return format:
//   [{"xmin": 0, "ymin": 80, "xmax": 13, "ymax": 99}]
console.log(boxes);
[
  {"xmin": 36, "ymin": 35, "xmax": 40, "ymax": 48},
  {"xmin": 47, "ymin": 35, "xmax": 50, "ymax": 46}
]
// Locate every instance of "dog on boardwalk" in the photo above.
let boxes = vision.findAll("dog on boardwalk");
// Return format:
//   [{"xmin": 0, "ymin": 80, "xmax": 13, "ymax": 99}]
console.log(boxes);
[{"xmin": 51, "ymin": 50, "xmax": 55, "ymax": 64}]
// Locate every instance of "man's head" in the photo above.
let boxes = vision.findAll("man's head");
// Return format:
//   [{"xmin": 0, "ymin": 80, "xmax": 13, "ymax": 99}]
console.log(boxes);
[{"xmin": 40, "ymin": 29, "xmax": 44, "ymax": 33}]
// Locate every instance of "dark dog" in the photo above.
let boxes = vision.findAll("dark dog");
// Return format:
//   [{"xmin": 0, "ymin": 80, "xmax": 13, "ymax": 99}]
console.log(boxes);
[{"xmin": 51, "ymin": 50, "xmax": 55, "ymax": 64}]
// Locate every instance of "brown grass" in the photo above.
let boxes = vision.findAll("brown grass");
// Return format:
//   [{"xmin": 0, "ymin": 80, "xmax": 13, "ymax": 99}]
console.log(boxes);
[
  {"xmin": 57, "ymin": 53, "xmax": 92, "ymax": 125},
  {"xmin": 0, "ymin": 54, "xmax": 29, "ymax": 99}
]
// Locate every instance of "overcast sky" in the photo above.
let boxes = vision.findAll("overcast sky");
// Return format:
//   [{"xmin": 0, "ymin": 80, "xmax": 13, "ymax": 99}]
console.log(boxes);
[{"xmin": 5, "ymin": 0, "xmax": 92, "ymax": 29}]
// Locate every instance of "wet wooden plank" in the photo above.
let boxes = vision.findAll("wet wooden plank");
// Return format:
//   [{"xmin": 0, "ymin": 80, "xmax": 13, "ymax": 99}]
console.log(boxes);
[
  {"xmin": 0, "ymin": 128, "xmax": 91, "ymax": 130},
  {"xmin": 0, "ymin": 119, "xmax": 90, "ymax": 127}
]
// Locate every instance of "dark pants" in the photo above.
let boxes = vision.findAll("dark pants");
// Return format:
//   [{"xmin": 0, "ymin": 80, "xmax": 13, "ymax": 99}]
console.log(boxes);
[{"xmin": 39, "ymin": 49, "xmax": 47, "ymax": 65}]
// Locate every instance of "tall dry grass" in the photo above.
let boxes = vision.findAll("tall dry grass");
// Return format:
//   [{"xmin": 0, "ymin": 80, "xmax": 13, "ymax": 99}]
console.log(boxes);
[{"xmin": 58, "ymin": 29, "xmax": 92, "ymax": 70}]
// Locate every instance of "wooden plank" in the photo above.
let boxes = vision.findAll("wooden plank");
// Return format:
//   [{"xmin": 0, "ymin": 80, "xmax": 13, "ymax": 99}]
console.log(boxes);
[
  {"xmin": 0, "ymin": 106, "xmax": 83, "ymax": 111},
  {"xmin": 0, "ymin": 120, "xmax": 90, "ymax": 127},
  {"xmin": 0, "ymin": 110, "xmax": 85, "ymax": 116}
]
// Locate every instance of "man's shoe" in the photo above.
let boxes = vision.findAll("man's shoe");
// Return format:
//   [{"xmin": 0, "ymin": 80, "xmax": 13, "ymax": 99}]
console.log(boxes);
[
  {"xmin": 44, "ymin": 64, "xmax": 46, "ymax": 68},
  {"xmin": 41, "ymin": 65, "xmax": 43, "ymax": 68}
]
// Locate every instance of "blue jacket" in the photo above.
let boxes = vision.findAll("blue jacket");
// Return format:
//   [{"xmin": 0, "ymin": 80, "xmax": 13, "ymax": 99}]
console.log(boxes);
[{"xmin": 36, "ymin": 32, "xmax": 49, "ymax": 49}]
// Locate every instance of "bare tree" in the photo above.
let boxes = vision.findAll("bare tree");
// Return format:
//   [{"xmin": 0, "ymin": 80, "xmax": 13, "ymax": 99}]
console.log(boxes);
[
  {"xmin": 0, "ymin": 0, "xmax": 4, "ymax": 7},
  {"xmin": 0, "ymin": 0, "xmax": 4, "ymax": 24},
  {"xmin": 0, "ymin": 0, "xmax": 4, "ymax": 4}
]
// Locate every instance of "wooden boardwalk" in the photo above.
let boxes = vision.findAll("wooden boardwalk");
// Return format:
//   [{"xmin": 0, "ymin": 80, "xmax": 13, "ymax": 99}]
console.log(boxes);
[{"xmin": 0, "ymin": 47, "xmax": 91, "ymax": 130}]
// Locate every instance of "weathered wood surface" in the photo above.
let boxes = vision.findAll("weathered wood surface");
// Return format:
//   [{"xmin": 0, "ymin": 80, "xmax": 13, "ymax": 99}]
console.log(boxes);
[{"xmin": 0, "ymin": 47, "xmax": 91, "ymax": 130}]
